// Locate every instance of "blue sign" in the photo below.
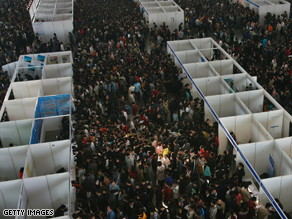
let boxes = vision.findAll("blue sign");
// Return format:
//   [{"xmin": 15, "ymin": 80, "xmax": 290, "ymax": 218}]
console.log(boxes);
[
  {"xmin": 56, "ymin": 94, "xmax": 70, "ymax": 115},
  {"xmin": 30, "ymin": 119, "xmax": 43, "ymax": 144},
  {"xmin": 269, "ymin": 154, "xmax": 275, "ymax": 177}
]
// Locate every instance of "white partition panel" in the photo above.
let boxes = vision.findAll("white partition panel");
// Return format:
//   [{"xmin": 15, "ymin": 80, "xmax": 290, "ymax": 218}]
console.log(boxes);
[
  {"xmin": 267, "ymin": 110, "xmax": 284, "ymax": 139},
  {"xmin": 50, "ymin": 140, "xmax": 70, "ymax": 171},
  {"xmin": 53, "ymin": 21, "xmax": 65, "ymax": 43},
  {"xmin": 0, "ymin": 121, "xmax": 22, "ymax": 147},
  {"xmin": 30, "ymin": 142, "xmax": 56, "ymax": 176},
  {"xmin": 195, "ymin": 62, "xmax": 209, "ymax": 78},
  {"xmin": 219, "ymin": 59, "xmax": 233, "ymax": 76},
  {"xmin": 237, "ymin": 143, "xmax": 256, "ymax": 179},
  {"xmin": 192, "ymin": 78, "xmax": 206, "ymax": 100},
  {"xmin": 0, "ymin": 180, "xmax": 22, "ymax": 213},
  {"xmin": 255, "ymin": 141, "xmax": 274, "ymax": 176},
  {"xmin": 43, "ymin": 116, "xmax": 62, "ymax": 131},
  {"xmin": 275, "ymin": 137, "xmax": 292, "ymax": 159},
  {"xmin": 9, "ymin": 146, "xmax": 29, "ymax": 179},
  {"xmin": 260, "ymin": 177, "xmax": 281, "ymax": 206},
  {"xmin": 236, "ymin": 114, "xmax": 252, "ymax": 145},
  {"xmin": 46, "ymin": 172, "xmax": 69, "ymax": 210},
  {"xmin": 23, "ymin": 176, "xmax": 54, "ymax": 210},
  {"xmin": 280, "ymin": 151, "xmax": 292, "ymax": 176},
  {"xmin": 5, "ymin": 99, "xmax": 26, "ymax": 121},
  {"xmin": 234, "ymin": 73, "xmax": 247, "ymax": 91},
  {"xmin": 205, "ymin": 95, "xmax": 220, "ymax": 123},
  {"xmin": 42, "ymin": 78, "xmax": 60, "ymax": 95},
  {"xmin": 57, "ymin": 77, "xmax": 72, "ymax": 94},
  {"xmin": 0, "ymin": 148, "xmax": 17, "ymax": 180},
  {"xmin": 218, "ymin": 116, "xmax": 235, "ymax": 154},
  {"xmin": 279, "ymin": 175, "xmax": 292, "ymax": 212},
  {"xmin": 237, "ymin": 90, "xmax": 264, "ymax": 113},
  {"xmin": 220, "ymin": 94, "xmax": 235, "ymax": 118},
  {"xmin": 23, "ymin": 147, "xmax": 37, "ymax": 178},
  {"xmin": 16, "ymin": 120, "xmax": 34, "ymax": 145},
  {"xmin": 207, "ymin": 76, "xmax": 220, "ymax": 96},
  {"xmin": 184, "ymin": 64, "xmax": 196, "ymax": 79},
  {"xmin": 11, "ymin": 82, "xmax": 30, "ymax": 99},
  {"xmin": 273, "ymin": 141, "xmax": 284, "ymax": 177},
  {"xmin": 186, "ymin": 50, "xmax": 199, "ymax": 63},
  {"xmin": 178, "ymin": 40, "xmax": 191, "ymax": 51}
]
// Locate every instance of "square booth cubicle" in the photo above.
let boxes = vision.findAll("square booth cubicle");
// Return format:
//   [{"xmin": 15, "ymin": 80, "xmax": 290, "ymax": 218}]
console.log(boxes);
[
  {"xmin": 240, "ymin": 0, "xmax": 290, "ymax": 25},
  {"xmin": 136, "ymin": 0, "xmax": 184, "ymax": 32},
  {"xmin": 0, "ymin": 51, "xmax": 75, "ymax": 218},
  {"xmin": 30, "ymin": 0, "xmax": 73, "ymax": 43},
  {"xmin": 167, "ymin": 38, "xmax": 292, "ymax": 219}
]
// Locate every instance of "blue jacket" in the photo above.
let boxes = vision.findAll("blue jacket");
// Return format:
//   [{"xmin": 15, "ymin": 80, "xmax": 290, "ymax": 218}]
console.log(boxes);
[
  {"xmin": 134, "ymin": 82, "xmax": 141, "ymax": 92},
  {"xmin": 108, "ymin": 210, "xmax": 115, "ymax": 219},
  {"xmin": 165, "ymin": 176, "xmax": 173, "ymax": 187}
]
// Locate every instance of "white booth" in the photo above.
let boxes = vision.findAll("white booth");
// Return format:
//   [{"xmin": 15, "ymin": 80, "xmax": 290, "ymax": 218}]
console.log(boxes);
[
  {"xmin": 29, "ymin": 0, "xmax": 73, "ymax": 43},
  {"xmin": 0, "ymin": 51, "xmax": 75, "ymax": 217},
  {"xmin": 167, "ymin": 38, "xmax": 292, "ymax": 218},
  {"xmin": 240, "ymin": 0, "xmax": 290, "ymax": 25},
  {"xmin": 136, "ymin": 0, "xmax": 184, "ymax": 32}
]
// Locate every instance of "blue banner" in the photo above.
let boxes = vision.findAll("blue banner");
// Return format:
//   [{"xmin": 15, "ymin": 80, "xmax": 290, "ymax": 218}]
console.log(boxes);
[
  {"xmin": 30, "ymin": 119, "xmax": 43, "ymax": 144},
  {"xmin": 268, "ymin": 154, "xmax": 275, "ymax": 177},
  {"xmin": 36, "ymin": 94, "xmax": 71, "ymax": 118},
  {"xmin": 56, "ymin": 94, "xmax": 70, "ymax": 115},
  {"xmin": 38, "ymin": 96, "xmax": 58, "ymax": 117}
]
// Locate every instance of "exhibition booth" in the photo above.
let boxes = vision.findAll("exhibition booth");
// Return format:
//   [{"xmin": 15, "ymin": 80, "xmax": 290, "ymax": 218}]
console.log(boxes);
[
  {"xmin": 136, "ymin": 0, "xmax": 184, "ymax": 32},
  {"xmin": 239, "ymin": 0, "xmax": 290, "ymax": 25},
  {"xmin": 0, "ymin": 52, "xmax": 75, "ymax": 218},
  {"xmin": 167, "ymin": 38, "xmax": 290, "ymax": 219},
  {"xmin": 28, "ymin": 0, "xmax": 73, "ymax": 43}
]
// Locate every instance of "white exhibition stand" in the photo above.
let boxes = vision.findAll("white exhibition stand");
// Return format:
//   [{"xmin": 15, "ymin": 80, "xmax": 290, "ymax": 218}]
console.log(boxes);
[
  {"xmin": 235, "ymin": 0, "xmax": 291, "ymax": 25},
  {"xmin": 135, "ymin": 0, "xmax": 184, "ymax": 32},
  {"xmin": 29, "ymin": 0, "xmax": 73, "ymax": 43},
  {"xmin": 167, "ymin": 38, "xmax": 292, "ymax": 219},
  {"xmin": 0, "ymin": 51, "xmax": 75, "ymax": 218}
]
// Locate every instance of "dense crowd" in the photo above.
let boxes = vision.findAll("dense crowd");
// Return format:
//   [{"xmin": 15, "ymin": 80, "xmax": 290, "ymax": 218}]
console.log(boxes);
[
  {"xmin": 67, "ymin": 0, "xmax": 292, "ymax": 219},
  {"xmin": 2, "ymin": 0, "xmax": 292, "ymax": 217}
]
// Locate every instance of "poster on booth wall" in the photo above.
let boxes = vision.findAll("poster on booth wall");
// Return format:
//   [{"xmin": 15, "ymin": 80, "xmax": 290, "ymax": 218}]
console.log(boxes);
[
  {"xmin": 39, "ymin": 96, "xmax": 58, "ymax": 117},
  {"xmin": 268, "ymin": 154, "xmax": 275, "ymax": 177},
  {"xmin": 56, "ymin": 94, "xmax": 70, "ymax": 115},
  {"xmin": 49, "ymin": 56, "xmax": 58, "ymax": 64},
  {"xmin": 62, "ymin": 55, "xmax": 71, "ymax": 63},
  {"xmin": 36, "ymin": 54, "xmax": 45, "ymax": 66},
  {"xmin": 33, "ymin": 22, "xmax": 45, "ymax": 35}
]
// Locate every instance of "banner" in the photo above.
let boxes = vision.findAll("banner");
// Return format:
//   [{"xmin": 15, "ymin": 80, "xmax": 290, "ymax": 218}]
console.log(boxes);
[
  {"xmin": 38, "ymin": 96, "xmax": 58, "ymax": 117},
  {"xmin": 268, "ymin": 154, "xmax": 275, "ymax": 177},
  {"xmin": 56, "ymin": 94, "xmax": 70, "ymax": 115},
  {"xmin": 33, "ymin": 23, "xmax": 45, "ymax": 35},
  {"xmin": 30, "ymin": 119, "xmax": 43, "ymax": 144}
]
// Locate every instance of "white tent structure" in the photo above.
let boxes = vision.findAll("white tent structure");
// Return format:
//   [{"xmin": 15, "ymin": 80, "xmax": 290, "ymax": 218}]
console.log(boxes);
[
  {"xmin": 136, "ymin": 0, "xmax": 184, "ymax": 32},
  {"xmin": 0, "ymin": 51, "xmax": 75, "ymax": 218},
  {"xmin": 167, "ymin": 38, "xmax": 292, "ymax": 219},
  {"xmin": 28, "ymin": 0, "xmax": 73, "ymax": 43},
  {"xmin": 233, "ymin": 0, "xmax": 290, "ymax": 25}
]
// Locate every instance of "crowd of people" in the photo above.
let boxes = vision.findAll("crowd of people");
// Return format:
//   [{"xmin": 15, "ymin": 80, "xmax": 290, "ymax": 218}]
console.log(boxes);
[
  {"xmin": 2, "ymin": 0, "xmax": 292, "ymax": 217},
  {"xmin": 68, "ymin": 0, "xmax": 292, "ymax": 218}
]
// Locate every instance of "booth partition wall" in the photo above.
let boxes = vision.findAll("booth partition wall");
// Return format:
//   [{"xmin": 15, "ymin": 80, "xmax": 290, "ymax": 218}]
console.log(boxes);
[
  {"xmin": 28, "ymin": 0, "xmax": 73, "ymax": 43},
  {"xmin": 135, "ymin": 0, "xmax": 184, "ymax": 32},
  {"xmin": 167, "ymin": 38, "xmax": 292, "ymax": 219},
  {"xmin": 0, "ymin": 51, "xmax": 75, "ymax": 219}
]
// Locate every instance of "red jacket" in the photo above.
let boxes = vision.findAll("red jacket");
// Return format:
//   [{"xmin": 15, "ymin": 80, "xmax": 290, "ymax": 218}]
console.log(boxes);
[
  {"xmin": 163, "ymin": 186, "xmax": 172, "ymax": 202},
  {"xmin": 132, "ymin": 104, "xmax": 138, "ymax": 116}
]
